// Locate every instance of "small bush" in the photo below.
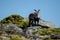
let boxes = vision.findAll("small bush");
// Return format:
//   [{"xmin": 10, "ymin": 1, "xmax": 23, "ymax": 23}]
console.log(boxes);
[{"xmin": 42, "ymin": 37, "xmax": 51, "ymax": 40}]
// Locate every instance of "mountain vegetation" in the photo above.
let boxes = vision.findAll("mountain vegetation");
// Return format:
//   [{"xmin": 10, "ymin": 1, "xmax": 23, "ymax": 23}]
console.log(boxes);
[
  {"xmin": 32, "ymin": 28, "xmax": 60, "ymax": 35},
  {"xmin": 0, "ymin": 14, "xmax": 28, "ymax": 27}
]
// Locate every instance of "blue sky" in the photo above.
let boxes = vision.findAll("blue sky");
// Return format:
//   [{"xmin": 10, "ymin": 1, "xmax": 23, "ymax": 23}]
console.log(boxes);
[{"xmin": 0, "ymin": 0, "xmax": 60, "ymax": 27}]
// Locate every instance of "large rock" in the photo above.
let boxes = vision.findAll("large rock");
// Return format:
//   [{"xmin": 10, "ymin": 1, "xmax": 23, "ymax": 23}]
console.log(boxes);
[
  {"xmin": 39, "ymin": 19, "xmax": 55, "ymax": 28},
  {"xmin": 0, "ymin": 24, "xmax": 7, "ymax": 34},
  {"xmin": 26, "ymin": 26, "xmax": 41, "ymax": 36},
  {"xmin": 3, "ymin": 23, "xmax": 23, "ymax": 35},
  {"xmin": 25, "ymin": 26, "xmax": 50, "ymax": 40}
]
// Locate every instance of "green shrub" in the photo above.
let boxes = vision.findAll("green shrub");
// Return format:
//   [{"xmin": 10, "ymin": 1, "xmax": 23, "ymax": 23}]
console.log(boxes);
[
  {"xmin": 1, "ymin": 14, "xmax": 24, "ymax": 24},
  {"xmin": 42, "ymin": 37, "xmax": 51, "ymax": 40},
  {"xmin": 32, "ymin": 28, "xmax": 60, "ymax": 35},
  {"xmin": 0, "ymin": 14, "xmax": 29, "ymax": 28}
]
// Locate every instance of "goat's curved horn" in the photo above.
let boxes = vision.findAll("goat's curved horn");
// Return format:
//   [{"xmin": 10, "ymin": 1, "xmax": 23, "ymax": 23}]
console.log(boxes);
[{"xmin": 34, "ymin": 9, "xmax": 37, "ymax": 11}]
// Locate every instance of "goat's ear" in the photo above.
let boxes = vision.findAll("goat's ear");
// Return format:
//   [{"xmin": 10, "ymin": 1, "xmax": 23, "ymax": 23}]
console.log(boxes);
[
  {"xmin": 38, "ymin": 9, "xmax": 40, "ymax": 11},
  {"xmin": 34, "ymin": 9, "xmax": 37, "ymax": 11}
]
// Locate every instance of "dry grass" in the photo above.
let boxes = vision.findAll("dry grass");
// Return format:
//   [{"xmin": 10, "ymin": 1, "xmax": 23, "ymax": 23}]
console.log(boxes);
[{"xmin": 8, "ymin": 34, "xmax": 27, "ymax": 40}]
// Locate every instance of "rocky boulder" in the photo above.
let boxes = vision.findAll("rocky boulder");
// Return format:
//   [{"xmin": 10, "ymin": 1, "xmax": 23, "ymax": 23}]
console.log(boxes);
[
  {"xmin": 3, "ymin": 23, "xmax": 23, "ymax": 35},
  {"xmin": 25, "ymin": 26, "xmax": 50, "ymax": 40},
  {"xmin": 25, "ymin": 26, "xmax": 41, "ymax": 39},
  {"xmin": 39, "ymin": 19, "xmax": 55, "ymax": 28}
]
